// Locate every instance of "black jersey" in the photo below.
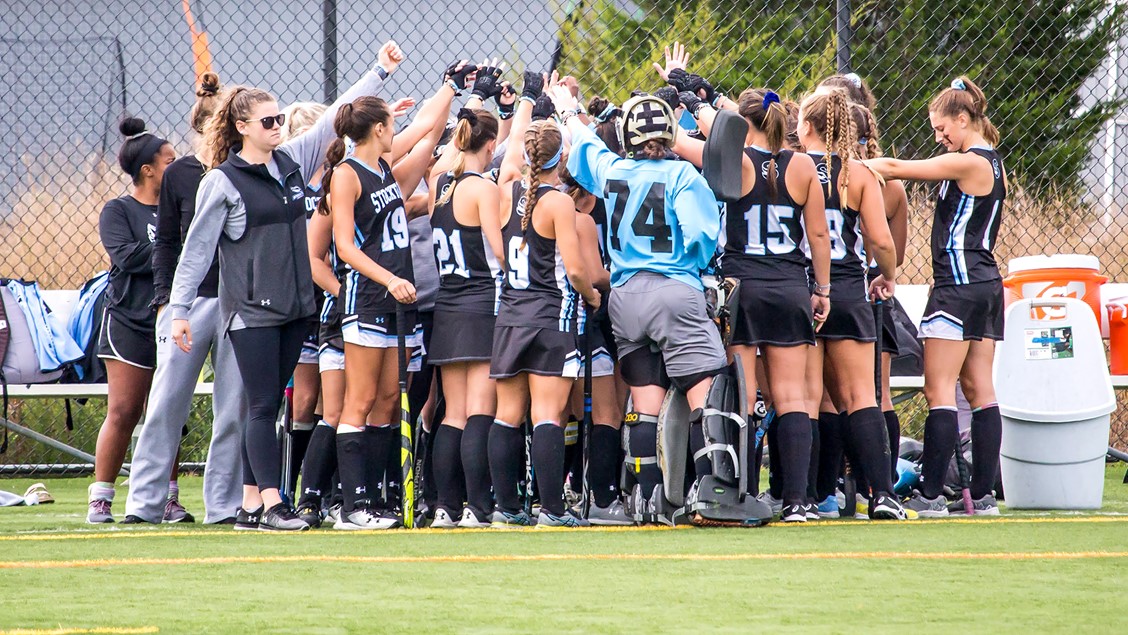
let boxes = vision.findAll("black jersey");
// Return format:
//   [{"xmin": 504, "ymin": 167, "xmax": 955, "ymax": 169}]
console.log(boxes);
[
  {"xmin": 431, "ymin": 172, "xmax": 503, "ymax": 315},
  {"xmin": 304, "ymin": 182, "xmax": 322, "ymax": 220},
  {"xmin": 813, "ymin": 152, "xmax": 867, "ymax": 301},
  {"xmin": 722, "ymin": 147, "xmax": 807, "ymax": 282},
  {"xmin": 588, "ymin": 197, "xmax": 612, "ymax": 269},
  {"xmin": 339, "ymin": 157, "xmax": 415, "ymax": 318},
  {"xmin": 932, "ymin": 146, "xmax": 1005, "ymax": 287},
  {"xmin": 497, "ymin": 183, "xmax": 577, "ymax": 332},
  {"xmin": 99, "ymin": 195, "xmax": 157, "ymax": 331}
]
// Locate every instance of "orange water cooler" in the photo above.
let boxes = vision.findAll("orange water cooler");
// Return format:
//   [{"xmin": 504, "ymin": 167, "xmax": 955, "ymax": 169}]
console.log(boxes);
[
  {"xmin": 1003, "ymin": 255, "xmax": 1107, "ymax": 325},
  {"xmin": 1108, "ymin": 301, "xmax": 1128, "ymax": 376}
]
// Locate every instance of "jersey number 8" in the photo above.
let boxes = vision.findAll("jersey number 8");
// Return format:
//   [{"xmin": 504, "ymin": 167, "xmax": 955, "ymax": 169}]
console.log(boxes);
[{"xmin": 604, "ymin": 179, "xmax": 672, "ymax": 254}]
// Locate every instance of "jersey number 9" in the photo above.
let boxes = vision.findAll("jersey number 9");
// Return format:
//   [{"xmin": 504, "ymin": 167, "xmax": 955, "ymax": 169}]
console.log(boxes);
[{"xmin": 506, "ymin": 236, "xmax": 530, "ymax": 289}]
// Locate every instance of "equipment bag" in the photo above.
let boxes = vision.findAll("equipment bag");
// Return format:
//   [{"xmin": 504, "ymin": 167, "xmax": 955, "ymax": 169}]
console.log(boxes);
[{"xmin": 65, "ymin": 271, "xmax": 110, "ymax": 384}]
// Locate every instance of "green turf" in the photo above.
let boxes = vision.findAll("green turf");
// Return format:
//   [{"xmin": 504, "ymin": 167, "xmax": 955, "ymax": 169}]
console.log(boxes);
[{"xmin": 0, "ymin": 469, "xmax": 1126, "ymax": 634}]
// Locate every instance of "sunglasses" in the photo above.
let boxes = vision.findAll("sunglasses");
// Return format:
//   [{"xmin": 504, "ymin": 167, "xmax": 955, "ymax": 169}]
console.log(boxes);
[{"xmin": 245, "ymin": 114, "xmax": 286, "ymax": 130}]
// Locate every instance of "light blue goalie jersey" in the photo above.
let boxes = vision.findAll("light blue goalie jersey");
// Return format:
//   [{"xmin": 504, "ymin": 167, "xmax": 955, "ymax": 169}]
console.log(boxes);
[{"xmin": 567, "ymin": 124, "xmax": 720, "ymax": 291}]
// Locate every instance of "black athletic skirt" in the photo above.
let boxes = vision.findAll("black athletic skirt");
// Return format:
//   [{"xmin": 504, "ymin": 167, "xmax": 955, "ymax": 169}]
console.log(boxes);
[
  {"xmin": 730, "ymin": 282, "xmax": 815, "ymax": 347},
  {"xmin": 819, "ymin": 298, "xmax": 878, "ymax": 342},
  {"xmin": 429, "ymin": 310, "xmax": 495, "ymax": 365},
  {"xmin": 490, "ymin": 325, "xmax": 581, "ymax": 379}
]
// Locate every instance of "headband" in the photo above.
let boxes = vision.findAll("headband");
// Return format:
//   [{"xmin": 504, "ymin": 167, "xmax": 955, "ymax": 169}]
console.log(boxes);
[
  {"xmin": 124, "ymin": 134, "xmax": 167, "ymax": 179},
  {"xmin": 523, "ymin": 143, "xmax": 563, "ymax": 171},
  {"xmin": 594, "ymin": 103, "xmax": 622, "ymax": 123}
]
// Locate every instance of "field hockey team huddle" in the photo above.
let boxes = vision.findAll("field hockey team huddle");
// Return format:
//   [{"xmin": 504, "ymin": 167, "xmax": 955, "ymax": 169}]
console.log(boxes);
[{"xmin": 89, "ymin": 39, "xmax": 1007, "ymax": 530}]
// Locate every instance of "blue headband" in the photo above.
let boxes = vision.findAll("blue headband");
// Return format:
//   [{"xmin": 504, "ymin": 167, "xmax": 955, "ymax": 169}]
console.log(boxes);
[
  {"xmin": 524, "ymin": 143, "xmax": 563, "ymax": 171},
  {"xmin": 762, "ymin": 91, "xmax": 780, "ymax": 110},
  {"xmin": 594, "ymin": 103, "xmax": 621, "ymax": 123},
  {"xmin": 844, "ymin": 73, "xmax": 863, "ymax": 88},
  {"xmin": 950, "ymin": 78, "xmax": 967, "ymax": 91}
]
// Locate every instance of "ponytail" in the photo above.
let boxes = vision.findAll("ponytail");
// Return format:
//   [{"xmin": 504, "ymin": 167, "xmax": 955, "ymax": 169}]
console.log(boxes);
[
  {"xmin": 317, "ymin": 97, "xmax": 392, "ymax": 216},
  {"xmin": 520, "ymin": 120, "xmax": 563, "ymax": 244},
  {"xmin": 801, "ymin": 90, "xmax": 856, "ymax": 199},
  {"xmin": 738, "ymin": 88, "xmax": 788, "ymax": 201},
  {"xmin": 930, "ymin": 75, "xmax": 999, "ymax": 147},
  {"xmin": 437, "ymin": 108, "xmax": 499, "ymax": 207}
]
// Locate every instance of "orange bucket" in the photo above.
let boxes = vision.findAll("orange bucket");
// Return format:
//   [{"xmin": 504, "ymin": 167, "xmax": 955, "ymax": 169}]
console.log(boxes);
[
  {"xmin": 1003, "ymin": 255, "xmax": 1107, "ymax": 324},
  {"xmin": 1109, "ymin": 302, "xmax": 1128, "ymax": 376}
]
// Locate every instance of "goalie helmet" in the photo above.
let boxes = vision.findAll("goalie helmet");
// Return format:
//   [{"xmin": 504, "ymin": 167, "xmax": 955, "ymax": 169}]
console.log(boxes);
[{"xmin": 617, "ymin": 94, "xmax": 677, "ymax": 158}]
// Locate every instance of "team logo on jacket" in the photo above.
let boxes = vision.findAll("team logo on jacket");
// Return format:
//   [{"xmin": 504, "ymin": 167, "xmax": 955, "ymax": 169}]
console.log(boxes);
[{"xmin": 290, "ymin": 186, "xmax": 304, "ymax": 201}]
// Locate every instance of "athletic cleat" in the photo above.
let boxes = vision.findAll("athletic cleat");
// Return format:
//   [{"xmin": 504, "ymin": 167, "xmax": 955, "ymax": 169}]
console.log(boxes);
[
  {"xmin": 430, "ymin": 508, "xmax": 460, "ymax": 529},
  {"xmin": 490, "ymin": 509, "xmax": 535, "ymax": 528},
  {"xmin": 86, "ymin": 498, "xmax": 114, "ymax": 524},
  {"xmin": 296, "ymin": 502, "xmax": 322, "ymax": 529},
  {"xmin": 756, "ymin": 491, "xmax": 783, "ymax": 516},
  {"xmin": 804, "ymin": 502, "xmax": 820, "ymax": 520},
  {"xmin": 535, "ymin": 509, "xmax": 590, "ymax": 528},
  {"xmin": 334, "ymin": 508, "xmax": 398, "ymax": 530},
  {"xmin": 905, "ymin": 491, "xmax": 950, "ymax": 518},
  {"xmin": 947, "ymin": 494, "xmax": 1000, "ymax": 516},
  {"xmin": 817, "ymin": 495, "xmax": 840, "ymax": 519},
  {"xmin": 234, "ymin": 506, "xmax": 263, "ymax": 531},
  {"xmin": 163, "ymin": 498, "xmax": 195, "ymax": 523},
  {"xmin": 870, "ymin": 494, "xmax": 908, "ymax": 520},
  {"xmin": 457, "ymin": 507, "xmax": 492, "ymax": 529},
  {"xmin": 780, "ymin": 504, "xmax": 807, "ymax": 523},
  {"xmin": 587, "ymin": 499, "xmax": 633, "ymax": 526},
  {"xmin": 259, "ymin": 503, "xmax": 310, "ymax": 531},
  {"xmin": 854, "ymin": 493, "xmax": 870, "ymax": 520},
  {"xmin": 121, "ymin": 514, "xmax": 154, "ymax": 525},
  {"xmin": 325, "ymin": 503, "xmax": 342, "ymax": 525}
]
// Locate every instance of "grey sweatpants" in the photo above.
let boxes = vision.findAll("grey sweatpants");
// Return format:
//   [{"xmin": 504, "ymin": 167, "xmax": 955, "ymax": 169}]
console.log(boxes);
[{"xmin": 125, "ymin": 297, "xmax": 247, "ymax": 523}]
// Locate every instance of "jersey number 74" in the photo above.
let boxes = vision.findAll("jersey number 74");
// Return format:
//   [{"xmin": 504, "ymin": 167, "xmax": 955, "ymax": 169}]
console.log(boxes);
[{"xmin": 604, "ymin": 179, "xmax": 672, "ymax": 254}]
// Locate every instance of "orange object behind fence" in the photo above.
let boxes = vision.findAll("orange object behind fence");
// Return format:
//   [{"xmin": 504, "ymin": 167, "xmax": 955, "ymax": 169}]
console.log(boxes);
[
  {"xmin": 1108, "ymin": 301, "xmax": 1128, "ymax": 376},
  {"xmin": 1003, "ymin": 255, "xmax": 1107, "ymax": 325}
]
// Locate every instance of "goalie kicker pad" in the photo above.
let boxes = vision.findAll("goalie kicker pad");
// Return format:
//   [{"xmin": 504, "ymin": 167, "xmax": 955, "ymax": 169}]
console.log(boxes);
[
  {"xmin": 657, "ymin": 387, "xmax": 692, "ymax": 507},
  {"xmin": 702, "ymin": 109, "xmax": 750, "ymax": 203}
]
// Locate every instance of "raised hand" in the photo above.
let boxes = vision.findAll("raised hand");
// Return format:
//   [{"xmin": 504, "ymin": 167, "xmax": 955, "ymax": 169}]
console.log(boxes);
[
  {"xmin": 652, "ymin": 41, "xmax": 689, "ymax": 82},
  {"xmin": 379, "ymin": 40, "xmax": 405, "ymax": 74},
  {"xmin": 389, "ymin": 97, "xmax": 416, "ymax": 118},
  {"xmin": 547, "ymin": 83, "xmax": 579, "ymax": 116},
  {"xmin": 443, "ymin": 59, "xmax": 478, "ymax": 89},
  {"xmin": 654, "ymin": 86, "xmax": 681, "ymax": 112},
  {"xmin": 471, "ymin": 58, "xmax": 507, "ymax": 100},
  {"xmin": 521, "ymin": 70, "xmax": 547, "ymax": 101}
]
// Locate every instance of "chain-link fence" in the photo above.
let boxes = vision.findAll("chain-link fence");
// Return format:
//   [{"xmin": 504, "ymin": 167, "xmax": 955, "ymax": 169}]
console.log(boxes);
[{"xmin": 2, "ymin": 0, "xmax": 1127, "ymax": 471}]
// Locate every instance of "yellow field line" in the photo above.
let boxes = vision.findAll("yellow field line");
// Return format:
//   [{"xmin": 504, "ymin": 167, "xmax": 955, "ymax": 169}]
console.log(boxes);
[
  {"xmin": 0, "ymin": 628, "xmax": 158, "ymax": 635},
  {"xmin": 1, "ymin": 514, "xmax": 1125, "ymax": 542},
  {"xmin": 2, "ymin": 551, "xmax": 1126, "ymax": 570}
]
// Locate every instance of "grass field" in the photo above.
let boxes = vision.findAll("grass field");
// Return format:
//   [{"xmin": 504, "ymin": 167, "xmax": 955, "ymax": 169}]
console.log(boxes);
[{"xmin": 0, "ymin": 469, "xmax": 1126, "ymax": 634}]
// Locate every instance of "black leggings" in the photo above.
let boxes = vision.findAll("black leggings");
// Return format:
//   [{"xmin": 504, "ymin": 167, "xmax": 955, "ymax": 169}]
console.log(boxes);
[{"xmin": 229, "ymin": 319, "xmax": 308, "ymax": 492}]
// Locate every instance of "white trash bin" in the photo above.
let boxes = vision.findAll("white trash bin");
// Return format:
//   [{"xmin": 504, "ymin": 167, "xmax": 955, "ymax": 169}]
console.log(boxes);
[{"xmin": 995, "ymin": 297, "xmax": 1115, "ymax": 509}]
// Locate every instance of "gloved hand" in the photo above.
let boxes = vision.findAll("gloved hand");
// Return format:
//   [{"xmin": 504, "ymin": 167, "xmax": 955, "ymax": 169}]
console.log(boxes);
[
  {"xmin": 531, "ymin": 93, "xmax": 555, "ymax": 121},
  {"xmin": 654, "ymin": 86, "xmax": 681, "ymax": 112},
  {"xmin": 667, "ymin": 68, "xmax": 693, "ymax": 93},
  {"xmin": 471, "ymin": 65, "xmax": 504, "ymax": 100},
  {"xmin": 685, "ymin": 73, "xmax": 717, "ymax": 103},
  {"xmin": 678, "ymin": 91, "xmax": 704, "ymax": 116},
  {"xmin": 443, "ymin": 60, "xmax": 478, "ymax": 90},
  {"xmin": 521, "ymin": 70, "xmax": 546, "ymax": 101}
]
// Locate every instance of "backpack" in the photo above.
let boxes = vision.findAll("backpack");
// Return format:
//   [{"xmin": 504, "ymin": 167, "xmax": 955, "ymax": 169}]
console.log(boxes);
[
  {"xmin": 65, "ymin": 272, "xmax": 110, "ymax": 384},
  {"xmin": 889, "ymin": 296, "xmax": 924, "ymax": 377}
]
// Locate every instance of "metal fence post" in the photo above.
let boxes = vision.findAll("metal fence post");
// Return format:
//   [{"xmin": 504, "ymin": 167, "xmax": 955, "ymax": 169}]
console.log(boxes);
[
  {"xmin": 323, "ymin": 0, "xmax": 338, "ymax": 103},
  {"xmin": 836, "ymin": 0, "xmax": 852, "ymax": 74}
]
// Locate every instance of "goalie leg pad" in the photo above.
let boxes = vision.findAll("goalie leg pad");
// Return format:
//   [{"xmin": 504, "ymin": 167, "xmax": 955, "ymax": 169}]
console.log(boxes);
[
  {"xmin": 692, "ymin": 372, "xmax": 741, "ymax": 487},
  {"xmin": 622, "ymin": 411, "xmax": 661, "ymax": 499},
  {"xmin": 657, "ymin": 389, "xmax": 692, "ymax": 507}
]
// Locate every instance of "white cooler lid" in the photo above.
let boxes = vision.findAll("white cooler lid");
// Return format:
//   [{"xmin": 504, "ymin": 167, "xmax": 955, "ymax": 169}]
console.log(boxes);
[{"xmin": 1008, "ymin": 254, "xmax": 1100, "ymax": 273}]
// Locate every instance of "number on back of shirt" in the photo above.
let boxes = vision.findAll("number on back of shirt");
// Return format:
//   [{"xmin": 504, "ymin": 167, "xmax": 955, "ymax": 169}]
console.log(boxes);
[
  {"xmin": 604, "ymin": 179, "xmax": 672, "ymax": 254},
  {"xmin": 506, "ymin": 236, "xmax": 530, "ymax": 289},
  {"xmin": 381, "ymin": 208, "xmax": 409, "ymax": 251},
  {"xmin": 432, "ymin": 227, "xmax": 470, "ymax": 278},
  {"xmin": 743, "ymin": 204, "xmax": 799, "ymax": 256}
]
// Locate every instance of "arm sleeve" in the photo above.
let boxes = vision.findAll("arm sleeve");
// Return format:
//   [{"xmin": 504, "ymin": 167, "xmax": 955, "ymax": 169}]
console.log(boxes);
[
  {"xmin": 98, "ymin": 199, "xmax": 153, "ymax": 274},
  {"xmin": 281, "ymin": 63, "xmax": 389, "ymax": 182},
  {"xmin": 565, "ymin": 123, "xmax": 619, "ymax": 197},
  {"xmin": 673, "ymin": 168, "xmax": 722, "ymax": 271},
  {"xmin": 168, "ymin": 170, "xmax": 234, "ymax": 321},
  {"xmin": 150, "ymin": 169, "xmax": 181, "ymax": 304}
]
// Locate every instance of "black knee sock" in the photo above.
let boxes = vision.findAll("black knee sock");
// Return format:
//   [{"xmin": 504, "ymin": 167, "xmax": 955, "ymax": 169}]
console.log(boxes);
[
  {"xmin": 589, "ymin": 424, "xmax": 620, "ymax": 508},
  {"xmin": 289, "ymin": 427, "xmax": 313, "ymax": 494},
  {"xmin": 627, "ymin": 419, "xmax": 662, "ymax": 497},
  {"xmin": 488, "ymin": 421, "xmax": 524, "ymax": 514},
  {"xmin": 363, "ymin": 426, "xmax": 394, "ymax": 509},
  {"xmin": 433, "ymin": 424, "xmax": 464, "ymax": 515},
  {"xmin": 847, "ymin": 407, "xmax": 895, "ymax": 497},
  {"xmin": 774, "ymin": 411, "xmax": 812, "ymax": 507},
  {"xmin": 766, "ymin": 423, "xmax": 782, "ymax": 499},
  {"xmin": 420, "ymin": 427, "xmax": 437, "ymax": 509},
  {"xmin": 816, "ymin": 412, "xmax": 843, "ymax": 501},
  {"xmin": 921, "ymin": 408, "xmax": 959, "ymax": 499},
  {"xmin": 884, "ymin": 410, "xmax": 901, "ymax": 481},
  {"xmin": 970, "ymin": 405, "xmax": 1002, "ymax": 499},
  {"xmin": 336, "ymin": 427, "xmax": 369, "ymax": 512},
  {"xmin": 532, "ymin": 423, "xmax": 566, "ymax": 516},
  {"xmin": 299, "ymin": 424, "xmax": 337, "ymax": 506},
  {"xmin": 383, "ymin": 425, "xmax": 403, "ymax": 511},
  {"xmin": 462, "ymin": 415, "xmax": 493, "ymax": 517},
  {"xmin": 807, "ymin": 418, "xmax": 820, "ymax": 502}
]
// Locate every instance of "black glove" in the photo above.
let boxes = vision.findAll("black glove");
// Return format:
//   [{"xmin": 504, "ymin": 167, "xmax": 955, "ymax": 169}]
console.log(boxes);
[
  {"xmin": 666, "ymin": 68, "xmax": 693, "ymax": 93},
  {"xmin": 654, "ymin": 86, "xmax": 681, "ymax": 112},
  {"xmin": 443, "ymin": 60, "xmax": 478, "ymax": 90},
  {"xmin": 521, "ymin": 70, "xmax": 545, "ymax": 101},
  {"xmin": 496, "ymin": 82, "xmax": 516, "ymax": 118},
  {"xmin": 685, "ymin": 73, "xmax": 717, "ymax": 103},
  {"xmin": 678, "ymin": 91, "xmax": 704, "ymax": 116},
  {"xmin": 531, "ymin": 93, "xmax": 555, "ymax": 121},
  {"xmin": 471, "ymin": 66, "xmax": 504, "ymax": 100}
]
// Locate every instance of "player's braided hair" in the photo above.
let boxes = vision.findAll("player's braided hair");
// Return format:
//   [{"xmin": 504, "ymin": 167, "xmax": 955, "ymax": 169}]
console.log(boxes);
[
  {"xmin": 930, "ymin": 75, "xmax": 999, "ymax": 146},
  {"xmin": 316, "ymin": 96, "xmax": 391, "ymax": 216},
  {"xmin": 738, "ymin": 88, "xmax": 789, "ymax": 201},
  {"xmin": 851, "ymin": 103, "xmax": 882, "ymax": 160},
  {"xmin": 520, "ymin": 120, "xmax": 562, "ymax": 243},
  {"xmin": 802, "ymin": 89, "xmax": 856, "ymax": 200}
]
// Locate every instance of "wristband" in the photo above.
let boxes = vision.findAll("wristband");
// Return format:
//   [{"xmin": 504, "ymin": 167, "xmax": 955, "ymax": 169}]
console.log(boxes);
[
  {"xmin": 373, "ymin": 64, "xmax": 390, "ymax": 80},
  {"xmin": 559, "ymin": 108, "xmax": 580, "ymax": 125},
  {"xmin": 498, "ymin": 109, "xmax": 515, "ymax": 120},
  {"xmin": 519, "ymin": 95, "xmax": 536, "ymax": 106},
  {"xmin": 711, "ymin": 93, "xmax": 726, "ymax": 109},
  {"xmin": 814, "ymin": 290, "xmax": 830, "ymax": 298},
  {"xmin": 444, "ymin": 79, "xmax": 461, "ymax": 95}
]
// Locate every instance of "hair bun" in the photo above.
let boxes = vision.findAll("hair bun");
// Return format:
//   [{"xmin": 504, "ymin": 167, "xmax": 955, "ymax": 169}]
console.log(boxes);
[
  {"xmin": 119, "ymin": 116, "xmax": 147, "ymax": 137},
  {"xmin": 198, "ymin": 72, "xmax": 221, "ymax": 97}
]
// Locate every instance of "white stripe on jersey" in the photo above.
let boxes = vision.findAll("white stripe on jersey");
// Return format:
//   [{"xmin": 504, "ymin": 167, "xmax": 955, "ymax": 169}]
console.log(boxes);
[
  {"xmin": 553, "ymin": 245, "xmax": 572, "ymax": 332},
  {"xmin": 947, "ymin": 194, "xmax": 973, "ymax": 285},
  {"xmin": 982, "ymin": 200, "xmax": 1000, "ymax": 250}
]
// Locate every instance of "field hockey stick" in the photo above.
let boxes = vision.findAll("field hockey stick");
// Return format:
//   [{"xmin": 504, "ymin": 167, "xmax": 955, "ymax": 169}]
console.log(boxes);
[
  {"xmin": 523, "ymin": 415, "xmax": 534, "ymax": 516},
  {"xmin": 279, "ymin": 376, "xmax": 295, "ymax": 504},
  {"xmin": 396, "ymin": 302, "xmax": 415, "ymax": 528},
  {"xmin": 581, "ymin": 310, "xmax": 594, "ymax": 517},
  {"xmin": 954, "ymin": 434, "xmax": 974, "ymax": 515}
]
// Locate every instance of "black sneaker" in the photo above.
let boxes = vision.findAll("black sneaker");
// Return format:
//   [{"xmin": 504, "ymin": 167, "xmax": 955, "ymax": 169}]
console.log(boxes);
[
  {"xmin": 781, "ymin": 504, "xmax": 807, "ymax": 523},
  {"xmin": 234, "ymin": 506, "xmax": 264, "ymax": 531},
  {"xmin": 121, "ymin": 514, "xmax": 156, "ymax": 525},
  {"xmin": 296, "ymin": 501, "xmax": 323, "ymax": 529},
  {"xmin": 803, "ymin": 502, "xmax": 820, "ymax": 520},
  {"xmin": 259, "ymin": 503, "xmax": 311, "ymax": 532},
  {"xmin": 870, "ymin": 494, "xmax": 909, "ymax": 520}
]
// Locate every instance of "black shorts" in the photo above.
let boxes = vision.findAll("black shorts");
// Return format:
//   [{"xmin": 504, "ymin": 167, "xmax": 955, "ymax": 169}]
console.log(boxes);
[
  {"xmin": 819, "ymin": 298, "xmax": 877, "ymax": 342},
  {"xmin": 876, "ymin": 300, "xmax": 899, "ymax": 355},
  {"xmin": 919, "ymin": 279, "xmax": 1004, "ymax": 341},
  {"xmin": 730, "ymin": 282, "xmax": 815, "ymax": 347},
  {"xmin": 490, "ymin": 325, "xmax": 580, "ymax": 379},
  {"xmin": 298, "ymin": 320, "xmax": 320, "ymax": 365},
  {"xmin": 97, "ymin": 311, "xmax": 156, "ymax": 369},
  {"xmin": 429, "ymin": 310, "xmax": 495, "ymax": 365}
]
